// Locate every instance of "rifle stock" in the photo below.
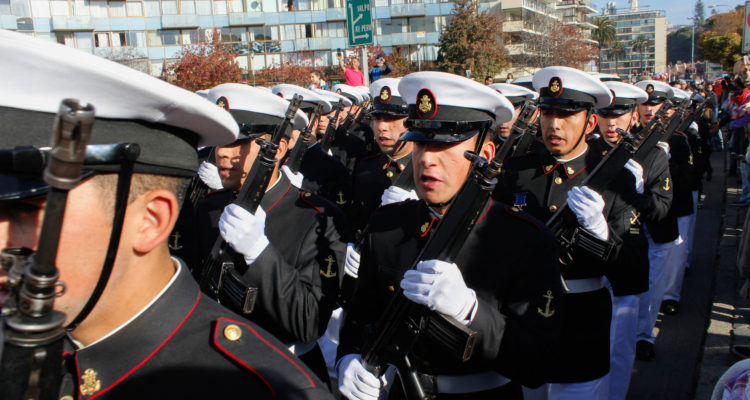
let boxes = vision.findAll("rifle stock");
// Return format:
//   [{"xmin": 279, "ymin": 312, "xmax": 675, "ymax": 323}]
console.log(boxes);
[
  {"xmin": 287, "ymin": 103, "xmax": 323, "ymax": 174},
  {"xmin": 320, "ymin": 100, "xmax": 344, "ymax": 153}
]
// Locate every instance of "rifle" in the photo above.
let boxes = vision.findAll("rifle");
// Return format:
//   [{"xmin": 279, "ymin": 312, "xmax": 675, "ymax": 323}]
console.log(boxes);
[
  {"xmin": 0, "ymin": 99, "xmax": 93, "ymax": 400},
  {"xmin": 497, "ymin": 101, "xmax": 538, "ymax": 162},
  {"xmin": 198, "ymin": 95, "xmax": 303, "ymax": 314},
  {"xmin": 286, "ymin": 103, "xmax": 323, "ymax": 174},
  {"xmin": 359, "ymin": 122, "xmax": 512, "ymax": 400},
  {"xmin": 507, "ymin": 102, "xmax": 540, "ymax": 158},
  {"xmin": 544, "ymin": 103, "xmax": 671, "ymax": 266},
  {"xmin": 320, "ymin": 100, "xmax": 345, "ymax": 153},
  {"xmin": 659, "ymin": 94, "xmax": 694, "ymax": 143},
  {"xmin": 185, "ymin": 148, "xmax": 216, "ymax": 210},
  {"xmin": 677, "ymin": 95, "xmax": 708, "ymax": 134}
]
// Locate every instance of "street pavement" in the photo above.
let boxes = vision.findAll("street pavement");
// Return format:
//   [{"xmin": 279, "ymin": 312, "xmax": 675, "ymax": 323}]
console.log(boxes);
[{"xmin": 626, "ymin": 150, "xmax": 744, "ymax": 400}]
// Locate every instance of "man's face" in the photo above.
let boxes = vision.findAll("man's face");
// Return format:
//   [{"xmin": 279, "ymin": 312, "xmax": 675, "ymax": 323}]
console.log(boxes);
[
  {"xmin": 216, "ymin": 141, "xmax": 254, "ymax": 190},
  {"xmin": 371, "ymin": 114, "xmax": 407, "ymax": 154},
  {"xmin": 376, "ymin": 57, "xmax": 385, "ymax": 66},
  {"xmin": 597, "ymin": 110, "xmax": 638, "ymax": 145},
  {"xmin": 485, "ymin": 78, "xmax": 494, "ymax": 85},
  {"xmin": 540, "ymin": 108, "xmax": 595, "ymax": 157},
  {"xmin": 316, "ymin": 113, "xmax": 334, "ymax": 136},
  {"xmin": 637, "ymin": 102, "xmax": 663, "ymax": 124},
  {"xmin": 497, "ymin": 105, "xmax": 521, "ymax": 139},
  {"xmin": 339, "ymin": 105, "xmax": 353, "ymax": 124},
  {"xmin": 0, "ymin": 180, "xmax": 114, "ymax": 324},
  {"xmin": 352, "ymin": 58, "xmax": 361, "ymax": 69},
  {"xmin": 413, "ymin": 136, "xmax": 494, "ymax": 208},
  {"xmin": 309, "ymin": 73, "xmax": 319, "ymax": 84}
]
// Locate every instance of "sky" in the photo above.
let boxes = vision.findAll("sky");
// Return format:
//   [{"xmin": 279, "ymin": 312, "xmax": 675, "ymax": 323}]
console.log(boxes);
[{"xmin": 591, "ymin": 0, "xmax": 746, "ymax": 27}]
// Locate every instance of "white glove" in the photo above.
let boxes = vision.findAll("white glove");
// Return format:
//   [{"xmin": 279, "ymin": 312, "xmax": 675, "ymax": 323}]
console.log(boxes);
[
  {"xmin": 656, "ymin": 141, "xmax": 671, "ymax": 159},
  {"xmin": 219, "ymin": 204, "xmax": 270, "ymax": 265},
  {"xmin": 566, "ymin": 186, "xmax": 609, "ymax": 241},
  {"xmin": 337, "ymin": 354, "xmax": 389, "ymax": 400},
  {"xmin": 380, "ymin": 185, "xmax": 419, "ymax": 206},
  {"xmin": 197, "ymin": 161, "xmax": 223, "ymax": 190},
  {"xmin": 344, "ymin": 243, "xmax": 361, "ymax": 278},
  {"xmin": 281, "ymin": 165, "xmax": 304, "ymax": 189},
  {"xmin": 400, "ymin": 260, "xmax": 477, "ymax": 324},
  {"xmin": 624, "ymin": 159, "xmax": 644, "ymax": 194}
]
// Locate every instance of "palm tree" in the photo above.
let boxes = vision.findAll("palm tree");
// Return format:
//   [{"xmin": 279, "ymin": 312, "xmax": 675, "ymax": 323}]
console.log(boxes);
[
  {"xmin": 631, "ymin": 34, "xmax": 650, "ymax": 75},
  {"xmin": 607, "ymin": 40, "xmax": 625, "ymax": 76},
  {"xmin": 591, "ymin": 16, "xmax": 616, "ymax": 72}
]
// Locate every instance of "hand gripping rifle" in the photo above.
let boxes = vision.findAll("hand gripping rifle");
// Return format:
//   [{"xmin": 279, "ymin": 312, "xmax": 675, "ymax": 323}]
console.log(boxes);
[
  {"xmin": 0, "ymin": 99, "xmax": 93, "ymax": 400},
  {"xmin": 506, "ymin": 101, "xmax": 540, "ymax": 159},
  {"xmin": 286, "ymin": 103, "xmax": 323, "ymax": 174},
  {"xmin": 677, "ymin": 94, "xmax": 708, "ymax": 134},
  {"xmin": 659, "ymin": 94, "xmax": 694, "ymax": 143},
  {"xmin": 185, "ymin": 148, "xmax": 216, "ymax": 210},
  {"xmin": 320, "ymin": 100, "xmax": 345, "ymax": 154},
  {"xmin": 544, "ymin": 103, "xmax": 671, "ymax": 266},
  {"xmin": 198, "ymin": 95, "xmax": 303, "ymax": 315},
  {"xmin": 359, "ymin": 122, "xmax": 517, "ymax": 400}
]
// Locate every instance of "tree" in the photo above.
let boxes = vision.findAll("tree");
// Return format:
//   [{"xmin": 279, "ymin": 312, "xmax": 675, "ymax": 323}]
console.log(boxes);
[
  {"xmin": 631, "ymin": 34, "xmax": 650, "ymax": 74},
  {"xmin": 254, "ymin": 52, "xmax": 314, "ymax": 87},
  {"xmin": 168, "ymin": 29, "xmax": 241, "ymax": 91},
  {"xmin": 607, "ymin": 40, "xmax": 625, "ymax": 76},
  {"xmin": 694, "ymin": 0, "xmax": 706, "ymax": 26},
  {"xmin": 366, "ymin": 44, "xmax": 412, "ymax": 77},
  {"xmin": 437, "ymin": 0, "xmax": 506, "ymax": 79},
  {"xmin": 698, "ymin": 7, "xmax": 743, "ymax": 70},
  {"xmin": 591, "ymin": 16, "xmax": 616, "ymax": 71},
  {"xmin": 512, "ymin": 13, "xmax": 597, "ymax": 70},
  {"xmin": 667, "ymin": 25, "xmax": 703, "ymax": 65}
]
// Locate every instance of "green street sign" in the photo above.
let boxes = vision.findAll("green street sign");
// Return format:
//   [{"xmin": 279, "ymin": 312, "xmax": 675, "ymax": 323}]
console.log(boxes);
[{"xmin": 346, "ymin": 0, "xmax": 373, "ymax": 47}]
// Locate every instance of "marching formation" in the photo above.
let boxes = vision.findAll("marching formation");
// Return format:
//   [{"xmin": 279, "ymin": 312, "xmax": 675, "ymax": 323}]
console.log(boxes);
[{"xmin": 0, "ymin": 29, "xmax": 714, "ymax": 400}]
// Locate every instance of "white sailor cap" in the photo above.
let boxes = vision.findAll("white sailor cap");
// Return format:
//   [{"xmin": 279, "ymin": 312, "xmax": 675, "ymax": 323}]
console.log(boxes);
[
  {"xmin": 670, "ymin": 87, "xmax": 690, "ymax": 105},
  {"xmin": 271, "ymin": 84, "xmax": 333, "ymax": 114},
  {"xmin": 350, "ymin": 85, "xmax": 371, "ymax": 102},
  {"xmin": 0, "ymin": 28, "xmax": 238, "ymax": 201},
  {"xmin": 369, "ymin": 78, "xmax": 408, "ymax": 117},
  {"xmin": 206, "ymin": 83, "xmax": 308, "ymax": 142},
  {"xmin": 331, "ymin": 84, "xmax": 364, "ymax": 106},
  {"xmin": 634, "ymin": 80, "xmax": 674, "ymax": 104},
  {"xmin": 196, "ymin": 89, "xmax": 210, "ymax": 99},
  {"xmin": 398, "ymin": 71, "xmax": 514, "ymax": 143},
  {"xmin": 533, "ymin": 66, "xmax": 613, "ymax": 110},
  {"xmin": 592, "ymin": 73, "xmax": 623, "ymax": 82},
  {"xmin": 312, "ymin": 88, "xmax": 353, "ymax": 111},
  {"xmin": 488, "ymin": 83, "xmax": 539, "ymax": 106},
  {"xmin": 596, "ymin": 81, "xmax": 648, "ymax": 116},
  {"xmin": 511, "ymin": 75, "xmax": 534, "ymax": 90}
]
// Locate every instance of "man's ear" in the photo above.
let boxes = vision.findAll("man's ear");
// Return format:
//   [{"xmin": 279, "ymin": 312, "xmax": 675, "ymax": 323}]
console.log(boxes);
[
  {"xmin": 276, "ymin": 138, "xmax": 289, "ymax": 161},
  {"xmin": 131, "ymin": 189, "xmax": 179, "ymax": 254},
  {"xmin": 480, "ymin": 137, "xmax": 496, "ymax": 162},
  {"xmin": 586, "ymin": 112, "xmax": 598, "ymax": 134}
]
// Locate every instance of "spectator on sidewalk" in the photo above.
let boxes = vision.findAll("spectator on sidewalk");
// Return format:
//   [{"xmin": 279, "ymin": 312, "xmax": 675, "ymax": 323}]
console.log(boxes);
[
  {"xmin": 336, "ymin": 53, "xmax": 364, "ymax": 87},
  {"xmin": 368, "ymin": 53, "xmax": 392, "ymax": 82},
  {"xmin": 729, "ymin": 86, "xmax": 750, "ymax": 206},
  {"xmin": 308, "ymin": 70, "xmax": 330, "ymax": 91}
]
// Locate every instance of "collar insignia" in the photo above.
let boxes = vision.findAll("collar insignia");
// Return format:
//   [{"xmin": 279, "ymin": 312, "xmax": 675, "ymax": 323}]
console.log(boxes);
[
  {"xmin": 380, "ymin": 86, "xmax": 391, "ymax": 103},
  {"xmin": 420, "ymin": 222, "xmax": 429, "ymax": 234},
  {"xmin": 544, "ymin": 165, "xmax": 554, "ymax": 173},
  {"xmin": 566, "ymin": 166, "xmax": 574, "ymax": 175},
  {"xmin": 216, "ymin": 96, "xmax": 229, "ymax": 111},
  {"xmin": 548, "ymin": 77, "xmax": 562, "ymax": 98},
  {"xmin": 80, "ymin": 368, "xmax": 101, "ymax": 396},
  {"xmin": 416, "ymin": 88, "xmax": 437, "ymax": 120}
]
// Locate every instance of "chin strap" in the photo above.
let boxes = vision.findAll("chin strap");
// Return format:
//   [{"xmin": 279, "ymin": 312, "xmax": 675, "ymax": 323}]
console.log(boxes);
[
  {"xmin": 66, "ymin": 145, "xmax": 139, "ymax": 331},
  {"xmin": 555, "ymin": 108, "xmax": 592, "ymax": 159}
]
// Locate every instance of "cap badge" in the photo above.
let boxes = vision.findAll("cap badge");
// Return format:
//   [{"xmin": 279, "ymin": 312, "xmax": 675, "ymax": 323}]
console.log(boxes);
[
  {"xmin": 645, "ymin": 84, "xmax": 654, "ymax": 94},
  {"xmin": 277, "ymin": 92, "xmax": 284, "ymax": 98},
  {"xmin": 548, "ymin": 77, "xmax": 562, "ymax": 98},
  {"xmin": 416, "ymin": 88, "xmax": 437, "ymax": 120},
  {"xmin": 336, "ymin": 88, "xmax": 343, "ymax": 94},
  {"xmin": 380, "ymin": 86, "xmax": 392, "ymax": 103},
  {"xmin": 216, "ymin": 96, "xmax": 229, "ymax": 111}
]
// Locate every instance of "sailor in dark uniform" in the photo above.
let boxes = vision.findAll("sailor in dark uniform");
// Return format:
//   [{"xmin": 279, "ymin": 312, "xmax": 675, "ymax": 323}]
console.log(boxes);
[
  {"xmin": 330, "ymin": 84, "xmax": 370, "ymax": 173},
  {"xmin": 494, "ymin": 66, "xmax": 632, "ymax": 399},
  {"xmin": 631, "ymin": 80, "xmax": 681, "ymax": 361},
  {"xmin": 590, "ymin": 81, "xmax": 658, "ymax": 400},
  {"xmin": 350, "ymin": 77, "xmax": 416, "ymax": 232},
  {"xmin": 192, "ymin": 84, "xmax": 350, "ymax": 385},
  {"xmin": 660, "ymin": 87, "xmax": 698, "ymax": 316},
  {"xmin": 337, "ymin": 71, "xmax": 564, "ymax": 400},
  {"xmin": 0, "ymin": 30, "xmax": 330, "ymax": 399},
  {"xmin": 487, "ymin": 82, "xmax": 541, "ymax": 158}
]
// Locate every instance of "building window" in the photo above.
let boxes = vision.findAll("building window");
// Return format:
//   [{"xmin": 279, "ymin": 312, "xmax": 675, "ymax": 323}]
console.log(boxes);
[
  {"xmin": 161, "ymin": 0, "xmax": 177, "ymax": 14},
  {"xmin": 16, "ymin": 16, "xmax": 33, "ymax": 30},
  {"xmin": 162, "ymin": 29, "xmax": 180, "ymax": 45},
  {"xmin": 30, "ymin": 0, "xmax": 50, "ymax": 16},
  {"xmin": 213, "ymin": 0, "xmax": 227, "ymax": 13},
  {"xmin": 126, "ymin": 0, "xmax": 142, "ymax": 15}
]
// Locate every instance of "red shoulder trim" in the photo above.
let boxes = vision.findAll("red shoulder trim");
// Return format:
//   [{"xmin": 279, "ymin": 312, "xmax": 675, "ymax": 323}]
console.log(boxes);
[
  {"xmin": 299, "ymin": 192, "xmax": 322, "ymax": 213},
  {"xmin": 475, "ymin": 199, "xmax": 493, "ymax": 225},
  {"xmin": 675, "ymin": 131, "xmax": 687, "ymax": 137},
  {"xmin": 266, "ymin": 183, "xmax": 292, "ymax": 212},
  {"xmin": 420, "ymin": 216, "xmax": 438, "ymax": 237},
  {"xmin": 214, "ymin": 318, "xmax": 316, "ymax": 389},
  {"xmin": 88, "ymin": 291, "xmax": 201, "ymax": 399},
  {"xmin": 503, "ymin": 205, "xmax": 542, "ymax": 232}
]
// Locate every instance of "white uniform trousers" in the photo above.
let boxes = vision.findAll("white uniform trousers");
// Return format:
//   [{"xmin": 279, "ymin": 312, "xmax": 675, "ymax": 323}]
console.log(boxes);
[
  {"xmin": 636, "ymin": 228, "xmax": 676, "ymax": 343},
  {"xmin": 548, "ymin": 377, "xmax": 608, "ymax": 400},
  {"xmin": 664, "ymin": 215, "xmax": 692, "ymax": 303},
  {"xmin": 607, "ymin": 294, "xmax": 639, "ymax": 400}
]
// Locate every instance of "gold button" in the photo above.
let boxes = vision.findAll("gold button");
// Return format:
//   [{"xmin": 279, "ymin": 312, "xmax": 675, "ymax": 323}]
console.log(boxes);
[
  {"xmin": 386, "ymin": 171, "xmax": 394, "ymax": 178},
  {"xmin": 549, "ymin": 205, "xmax": 558, "ymax": 212},
  {"xmin": 224, "ymin": 324, "xmax": 242, "ymax": 341},
  {"xmin": 61, "ymin": 396, "xmax": 75, "ymax": 400},
  {"xmin": 304, "ymin": 192, "xmax": 311, "ymax": 197},
  {"xmin": 388, "ymin": 285, "xmax": 395, "ymax": 292},
  {"xmin": 554, "ymin": 177, "xmax": 563, "ymax": 184}
]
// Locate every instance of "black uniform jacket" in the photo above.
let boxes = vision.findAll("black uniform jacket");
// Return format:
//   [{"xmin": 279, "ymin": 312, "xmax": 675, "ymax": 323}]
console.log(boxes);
[
  {"xmin": 330, "ymin": 129, "xmax": 368, "ymax": 175},
  {"xmin": 350, "ymin": 152, "xmax": 412, "ymax": 232},
  {"xmin": 60, "ymin": 261, "xmax": 332, "ymax": 399},
  {"xmin": 494, "ymin": 145, "xmax": 632, "ymax": 383},
  {"xmin": 669, "ymin": 131, "xmax": 696, "ymax": 217},
  {"xmin": 195, "ymin": 173, "xmax": 350, "ymax": 345},
  {"xmin": 338, "ymin": 199, "xmax": 564, "ymax": 388},
  {"xmin": 298, "ymin": 143, "xmax": 352, "ymax": 211}
]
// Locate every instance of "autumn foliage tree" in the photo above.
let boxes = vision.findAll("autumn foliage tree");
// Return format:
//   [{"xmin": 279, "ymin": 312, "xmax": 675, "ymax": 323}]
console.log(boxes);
[
  {"xmin": 513, "ymin": 13, "xmax": 597, "ymax": 70},
  {"xmin": 437, "ymin": 0, "xmax": 506, "ymax": 79},
  {"xmin": 698, "ymin": 7, "xmax": 743, "ymax": 70},
  {"xmin": 169, "ymin": 29, "xmax": 242, "ymax": 91}
]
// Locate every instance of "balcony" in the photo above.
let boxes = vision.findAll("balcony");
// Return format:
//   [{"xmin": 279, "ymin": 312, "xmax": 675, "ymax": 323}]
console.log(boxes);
[
  {"xmin": 389, "ymin": 3, "xmax": 426, "ymax": 17},
  {"xmin": 0, "ymin": 15, "xmax": 17, "ymax": 30},
  {"xmin": 228, "ymin": 12, "xmax": 266, "ymax": 25},
  {"xmin": 161, "ymin": 14, "xmax": 201, "ymax": 28},
  {"xmin": 376, "ymin": 31, "xmax": 430, "ymax": 46},
  {"xmin": 51, "ymin": 16, "xmax": 96, "ymax": 31}
]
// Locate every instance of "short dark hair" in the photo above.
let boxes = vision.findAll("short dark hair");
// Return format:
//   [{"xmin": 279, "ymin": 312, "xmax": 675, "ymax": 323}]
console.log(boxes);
[
  {"xmin": 310, "ymin": 70, "xmax": 323, "ymax": 79},
  {"xmin": 485, "ymin": 75, "xmax": 493, "ymax": 80}
]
